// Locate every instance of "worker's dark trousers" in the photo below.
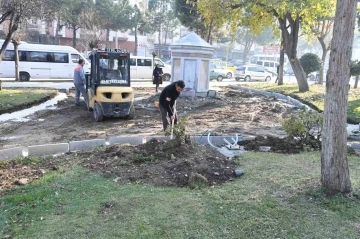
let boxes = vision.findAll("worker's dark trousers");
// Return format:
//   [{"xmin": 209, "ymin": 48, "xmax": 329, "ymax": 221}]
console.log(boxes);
[
  {"xmin": 74, "ymin": 83, "xmax": 89, "ymax": 107},
  {"xmin": 160, "ymin": 105, "xmax": 178, "ymax": 131}
]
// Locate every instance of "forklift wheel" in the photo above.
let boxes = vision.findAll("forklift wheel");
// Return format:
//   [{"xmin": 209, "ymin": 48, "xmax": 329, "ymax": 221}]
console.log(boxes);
[
  {"xmin": 93, "ymin": 103, "xmax": 104, "ymax": 122},
  {"xmin": 125, "ymin": 104, "xmax": 135, "ymax": 120}
]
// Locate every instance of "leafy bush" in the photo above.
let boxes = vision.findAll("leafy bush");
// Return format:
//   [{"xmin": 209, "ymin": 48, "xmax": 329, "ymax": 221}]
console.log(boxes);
[
  {"xmin": 282, "ymin": 107, "xmax": 323, "ymax": 149},
  {"xmin": 165, "ymin": 117, "xmax": 190, "ymax": 145},
  {"xmin": 350, "ymin": 60, "xmax": 360, "ymax": 76},
  {"xmin": 300, "ymin": 53, "xmax": 321, "ymax": 76}
]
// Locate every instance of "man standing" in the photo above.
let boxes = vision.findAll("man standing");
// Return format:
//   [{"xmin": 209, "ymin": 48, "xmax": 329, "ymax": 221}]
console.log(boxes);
[
  {"xmin": 73, "ymin": 59, "xmax": 89, "ymax": 107},
  {"xmin": 159, "ymin": 80, "xmax": 185, "ymax": 131},
  {"xmin": 153, "ymin": 64, "xmax": 163, "ymax": 93}
]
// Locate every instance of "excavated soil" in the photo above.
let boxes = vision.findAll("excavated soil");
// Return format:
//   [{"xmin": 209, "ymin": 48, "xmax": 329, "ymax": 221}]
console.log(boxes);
[
  {"xmin": 0, "ymin": 87, "xmax": 296, "ymax": 150},
  {"xmin": 0, "ymin": 138, "xmax": 237, "ymax": 192},
  {"xmin": 83, "ymin": 138, "xmax": 237, "ymax": 187},
  {"xmin": 238, "ymin": 135, "xmax": 302, "ymax": 154}
]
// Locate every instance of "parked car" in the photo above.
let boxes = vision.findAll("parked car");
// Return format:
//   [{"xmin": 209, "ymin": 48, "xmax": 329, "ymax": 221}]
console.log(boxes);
[
  {"xmin": 219, "ymin": 62, "xmax": 236, "ymax": 77},
  {"xmin": 233, "ymin": 59, "xmax": 250, "ymax": 66},
  {"xmin": 308, "ymin": 71, "xmax": 320, "ymax": 81},
  {"xmin": 211, "ymin": 61, "xmax": 235, "ymax": 78},
  {"xmin": 256, "ymin": 60, "xmax": 279, "ymax": 76},
  {"xmin": 234, "ymin": 65, "xmax": 272, "ymax": 82},
  {"xmin": 209, "ymin": 64, "xmax": 228, "ymax": 81}
]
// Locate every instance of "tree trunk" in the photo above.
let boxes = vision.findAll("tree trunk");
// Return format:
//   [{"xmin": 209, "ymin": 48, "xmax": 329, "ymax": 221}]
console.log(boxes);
[
  {"xmin": 55, "ymin": 16, "xmax": 61, "ymax": 44},
  {"xmin": 13, "ymin": 42, "xmax": 20, "ymax": 81},
  {"xmin": 279, "ymin": 14, "xmax": 309, "ymax": 92},
  {"xmin": 158, "ymin": 26, "xmax": 162, "ymax": 58},
  {"xmin": 355, "ymin": 75, "xmax": 359, "ymax": 89},
  {"xmin": 288, "ymin": 57, "xmax": 308, "ymax": 92},
  {"xmin": 242, "ymin": 38, "xmax": 253, "ymax": 64},
  {"xmin": 134, "ymin": 27, "xmax": 138, "ymax": 56},
  {"xmin": 0, "ymin": 33, "xmax": 13, "ymax": 63},
  {"xmin": 318, "ymin": 37, "xmax": 329, "ymax": 85},
  {"xmin": 0, "ymin": 13, "xmax": 20, "ymax": 62},
  {"xmin": 106, "ymin": 28, "xmax": 110, "ymax": 48},
  {"xmin": 321, "ymin": 0, "xmax": 356, "ymax": 194},
  {"xmin": 207, "ymin": 19, "xmax": 213, "ymax": 43},
  {"xmin": 72, "ymin": 25, "xmax": 77, "ymax": 48},
  {"xmin": 278, "ymin": 39, "xmax": 285, "ymax": 85}
]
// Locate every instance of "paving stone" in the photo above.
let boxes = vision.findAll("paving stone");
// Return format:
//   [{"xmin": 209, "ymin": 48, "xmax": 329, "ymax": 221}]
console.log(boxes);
[
  {"xmin": 69, "ymin": 139, "xmax": 106, "ymax": 152},
  {"xmin": 28, "ymin": 143, "xmax": 69, "ymax": 156},
  {"xmin": 0, "ymin": 147, "xmax": 23, "ymax": 161},
  {"xmin": 109, "ymin": 136, "xmax": 144, "ymax": 146}
]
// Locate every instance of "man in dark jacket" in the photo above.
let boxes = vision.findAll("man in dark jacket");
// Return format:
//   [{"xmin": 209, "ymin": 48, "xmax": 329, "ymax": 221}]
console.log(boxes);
[
  {"xmin": 153, "ymin": 65, "xmax": 163, "ymax": 93},
  {"xmin": 159, "ymin": 80, "xmax": 185, "ymax": 131}
]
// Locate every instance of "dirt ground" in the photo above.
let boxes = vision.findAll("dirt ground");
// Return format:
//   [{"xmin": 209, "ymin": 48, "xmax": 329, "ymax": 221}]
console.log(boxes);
[
  {"xmin": 0, "ymin": 138, "xmax": 237, "ymax": 191},
  {"xmin": 0, "ymin": 87, "xmax": 295, "ymax": 150},
  {"xmin": 84, "ymin": 138, "xmax": 237, "ymax": 187}
]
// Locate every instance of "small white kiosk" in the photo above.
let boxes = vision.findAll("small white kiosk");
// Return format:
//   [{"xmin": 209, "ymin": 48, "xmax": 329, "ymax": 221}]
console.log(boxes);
[{"xmin": 170, "ymin": 32, "xmax": 215, "ymax": 97}]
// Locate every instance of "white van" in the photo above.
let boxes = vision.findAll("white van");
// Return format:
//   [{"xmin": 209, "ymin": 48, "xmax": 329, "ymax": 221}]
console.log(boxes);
[
  {"xmin": 130, "ymin": 56, "xmax": 171, "ymax": 80},
  {"xmin": 0, "ymin": 40, "xmax": 90, "ymax": 81},
  {"xmin": 256, "ymin": 60, "xmax": 279, "ymax": 75},
  {"xmin": 250, "ymin": 54, "xmax": 289, "ymax": 65}
]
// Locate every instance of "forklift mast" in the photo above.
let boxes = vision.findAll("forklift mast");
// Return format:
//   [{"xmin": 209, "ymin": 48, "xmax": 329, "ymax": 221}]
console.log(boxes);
[{"xmin": 87, "ymin": 48, "xmax": 131, "ymax": 92}]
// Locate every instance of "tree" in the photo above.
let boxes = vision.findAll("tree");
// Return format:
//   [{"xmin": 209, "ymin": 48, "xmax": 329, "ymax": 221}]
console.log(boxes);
[
  {"xmin": 2, "ymin": 20, "xmax": 27, "ymax": 81},
  {"xmin": 174, "ymin": 0, "xmax": 213, "ymax": 42},
  {"xmin": 197, "ymin": 0, "xmax": 334, "ymax": 92},
  {"xmin": 300, "ymin": 53, "xmax": 321, "ymax": 77},
  {"xmin": 126, "ymin": 4, "xmax": 147, "ymax": 56},
  {"xmin": 59, "ymin": 0, "xmax": 92, "ymax": 48},
  {"xmin": 321, "ymin": 0, "xmax": 357, "ymax": 193},
  {"xmin": 235, "ymin": 27, "xmax": 276, "ymax": 64},
  {"xmin": 299, "ymin": 0, "xmax": 335, "ymax": 85},
  {"xmin": 79, "ymin": 6, "xmax": 106, "ymax": 54},
  {"xmin": 0, "ymin": 0, "xmax": 44, "ymax": 61},
  {"xmin": 43, "ymin": 0, "xmax": 67, "ymax": 43},
  {"xmin": 94, "ymin": 0, "xmax": 132, "ymax": 47},
  {"xmin": 148, "ymin": 0, "xmax": 179, "ymax": 58},
  {"xmin": 310, "ymin": 19, "xmax": 334, "ymax": 85},
  {"xmin": 278, "ymin": 39, "xmax": 285, "ymax": 85}
]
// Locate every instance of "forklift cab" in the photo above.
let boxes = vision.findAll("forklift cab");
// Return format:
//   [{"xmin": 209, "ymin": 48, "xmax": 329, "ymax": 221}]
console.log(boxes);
[{"xmin": 86, "ymin": 48, "xmax": 134, "ymax": 122}]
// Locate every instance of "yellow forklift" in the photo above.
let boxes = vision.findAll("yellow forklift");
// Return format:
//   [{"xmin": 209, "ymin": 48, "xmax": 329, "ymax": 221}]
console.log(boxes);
[{"xmin": 86, "ymin": 48, "xmax": 134, "ymax": 122}]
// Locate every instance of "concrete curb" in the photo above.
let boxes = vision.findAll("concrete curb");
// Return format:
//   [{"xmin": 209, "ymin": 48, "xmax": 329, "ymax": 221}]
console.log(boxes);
[
  {"xmin": 69, "ymin": 139, "xmax": 106, "ymax": 152},
  {"xmin": 0, "ymin": 147, "xmax": 23, "ymax": 161},
  {"xmin": 0, "ymin": 135, "xmax": 252, "ymax": 160},
  {"xmin": 28, "ymin": 143, "xmax": 69, "ymax": 157},
  {"xmin": 109, "ymin": 136, "xmax": 145, "ymax": 145},
  {"xmin": 1, "ymin": 135, "xmax": 359, "ymax": 161}
]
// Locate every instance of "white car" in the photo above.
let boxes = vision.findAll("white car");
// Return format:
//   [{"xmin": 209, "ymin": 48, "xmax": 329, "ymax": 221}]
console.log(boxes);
[{"xmin": 234, "ymin": 65, "xmax": 272, "ymax": 82}]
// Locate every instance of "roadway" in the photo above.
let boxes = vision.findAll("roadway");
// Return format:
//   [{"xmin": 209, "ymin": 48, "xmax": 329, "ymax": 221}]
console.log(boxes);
[
  {"xmin": 1, "ymin": 75, "xmax": 300, "ymax": 90},
  {"xmin": 1, "ymin": 74, "xmax": 357, "ymax": 89}
]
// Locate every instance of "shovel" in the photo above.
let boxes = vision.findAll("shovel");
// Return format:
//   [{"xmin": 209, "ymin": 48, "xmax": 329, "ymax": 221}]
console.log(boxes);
[{"xmin": 170, "ymin": 101, "xmax": 177, "ymax": 140}]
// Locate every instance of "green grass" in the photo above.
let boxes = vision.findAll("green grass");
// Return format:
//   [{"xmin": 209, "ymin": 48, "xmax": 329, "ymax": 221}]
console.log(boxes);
[
  {"xmin": 243, "ymin": 84, "xmax": 360, "ymax": 122},
  {"xmin": 1, "ymin": 152, "xmax": 360, "ymax": 238},
  {"xmin": 0, "ymin": 88, "xmax": 58, "ymax": 113}
]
